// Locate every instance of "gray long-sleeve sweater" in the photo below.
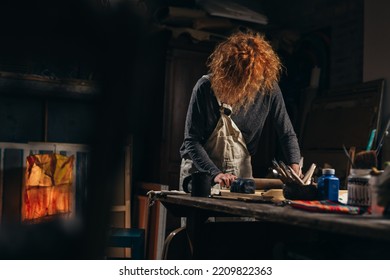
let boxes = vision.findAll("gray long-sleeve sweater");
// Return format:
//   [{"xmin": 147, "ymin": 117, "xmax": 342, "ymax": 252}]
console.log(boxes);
[{"xmin": 180, "ymin": 75, "xmax": 301, "ymax": 179}]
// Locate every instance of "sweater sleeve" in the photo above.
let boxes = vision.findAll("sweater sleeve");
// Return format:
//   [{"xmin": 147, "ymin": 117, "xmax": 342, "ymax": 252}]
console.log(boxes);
[
  {"xmin": 182, "ymin": 78, "xmax": 222, "ymax": 178},
  {"xmin": 269, "ymin": 84, "xmax": 301, "ymax": 164}
]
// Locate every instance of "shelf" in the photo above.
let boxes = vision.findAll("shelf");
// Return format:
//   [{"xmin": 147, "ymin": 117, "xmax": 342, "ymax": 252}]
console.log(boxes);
[{"xmin": 0, "ymin": 71, "xmax": 101, "ymax": 100}]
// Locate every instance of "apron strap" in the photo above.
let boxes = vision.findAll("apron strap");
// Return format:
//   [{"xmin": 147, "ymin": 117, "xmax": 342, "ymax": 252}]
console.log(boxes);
[{"xmin": 216, "ymin": 96, "xmax": 233, "ymax": 116}]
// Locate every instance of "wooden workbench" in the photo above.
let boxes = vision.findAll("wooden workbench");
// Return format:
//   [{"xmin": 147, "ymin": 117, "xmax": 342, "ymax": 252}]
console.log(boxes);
[{"xmin": 159, "ymin": 194, "xmax": 390, "ymax": 259}]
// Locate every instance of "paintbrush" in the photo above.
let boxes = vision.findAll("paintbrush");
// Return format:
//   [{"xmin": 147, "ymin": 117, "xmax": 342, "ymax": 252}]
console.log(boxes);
[
  {"xmin": 366, "ymin": 129, "xmax": 376, "ymax": 151},
  {"xmin": 298, "ymin": 157, "xmax": 304, "ymax": 177},
  {"xmin": 353, "ymin": 122, "xmax": 385, "ymax": 169},
  {"xmin": 279, "ymin": 161, "xmax": 295, "ymax": 182},
  {"xmin": 353, "ymin": 150, "xmax": 378, "ymax": 169},
  {"xmin": 272, "ymin": 159, "xmax": 292, "ymax": 183},
  {"xmin": 302, "ymin": 163, "xmax": 316, "ymax": 185},
  {"xmin": 287, "ymin": 165, "xmax": 305, "ymax": 185},
  {"xmin": 343, "ymin": 144, "xmax": 355, "ymax": 168},
  {"xmin": 376, "ymin": 119, "xmax": 390, "ymax": 156},
  {"xmin": 273, "ymin": 159, "xmax": 318, "ymax": 186}
]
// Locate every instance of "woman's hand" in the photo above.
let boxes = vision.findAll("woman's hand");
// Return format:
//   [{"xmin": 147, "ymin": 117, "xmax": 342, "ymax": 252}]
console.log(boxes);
[{"xmin": 214, "ymin": 173, "xmax": 237, "ymax": 187}]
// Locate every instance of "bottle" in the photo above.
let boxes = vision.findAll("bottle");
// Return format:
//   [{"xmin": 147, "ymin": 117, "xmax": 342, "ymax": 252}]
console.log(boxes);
[{"xmin": 317, "ymin": 168, "xmax": 340, "ymax": 201}]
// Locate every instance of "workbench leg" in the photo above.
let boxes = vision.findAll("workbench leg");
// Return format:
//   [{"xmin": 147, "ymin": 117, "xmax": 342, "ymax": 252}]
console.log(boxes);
[{"xmin": 186, "ymin": 209, "xmax": 208, "ymax": 259}]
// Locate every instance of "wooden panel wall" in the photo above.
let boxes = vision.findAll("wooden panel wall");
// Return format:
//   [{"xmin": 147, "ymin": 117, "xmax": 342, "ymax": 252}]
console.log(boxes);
[{"xmin": 160, "ymin": 48, "xmax": 209, "ymax": 189}]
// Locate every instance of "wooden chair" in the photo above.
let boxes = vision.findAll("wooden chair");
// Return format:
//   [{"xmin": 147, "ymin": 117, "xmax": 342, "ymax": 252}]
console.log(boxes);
[
  {"xmin": 135, "ymin": 182, "xmax": 169, "ymax": 259},
  {"xmin": 161, "ymin": 227, "xmax": 193, "ymax": 260}
]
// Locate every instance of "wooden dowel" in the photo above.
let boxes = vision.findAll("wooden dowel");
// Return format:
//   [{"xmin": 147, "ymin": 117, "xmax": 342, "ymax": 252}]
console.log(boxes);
[{"xmin": 252, "ymin": 178, "xmax": 284, "ymax": 189}]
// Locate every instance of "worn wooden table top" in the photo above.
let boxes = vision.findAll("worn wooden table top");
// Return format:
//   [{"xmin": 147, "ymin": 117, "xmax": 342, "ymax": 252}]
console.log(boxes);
[{"xmin": 159, "ymin": 194, "xmax": 390, "ymax": 242}]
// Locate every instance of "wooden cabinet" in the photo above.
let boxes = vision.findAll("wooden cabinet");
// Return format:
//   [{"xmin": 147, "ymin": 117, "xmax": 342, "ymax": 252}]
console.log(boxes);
[{"xmin": 160, "ymin": 48, "xmax": 210, "ymax": 189}]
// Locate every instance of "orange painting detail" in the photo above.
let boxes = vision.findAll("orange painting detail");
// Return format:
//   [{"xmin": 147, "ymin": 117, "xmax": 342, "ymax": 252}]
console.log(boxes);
[{"xmin": 24, "ymin": 154, "xmax": 74, "ymax": 221}]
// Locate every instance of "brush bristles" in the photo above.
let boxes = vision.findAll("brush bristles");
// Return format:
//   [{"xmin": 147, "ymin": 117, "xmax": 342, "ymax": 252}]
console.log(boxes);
[{"xmin": 353, "ymin": 150, "xmax": 378, "ymax": 169}]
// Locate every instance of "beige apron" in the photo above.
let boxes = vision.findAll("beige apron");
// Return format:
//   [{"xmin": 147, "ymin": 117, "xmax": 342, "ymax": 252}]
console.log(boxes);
[
  {"xmin": 180, "ymin": 100, "xmax": 253, "ymax": 191},
  {"xmin": 204, "ymin": 102, "xmax": 252, "ymax": 178}
]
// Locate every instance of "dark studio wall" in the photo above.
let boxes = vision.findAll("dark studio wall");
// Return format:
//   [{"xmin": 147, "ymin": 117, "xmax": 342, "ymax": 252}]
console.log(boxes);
[
  {"xmin": 247, "ymin": 0, "xmax": 365, "ymax": 177},
  {"xmin": 263, "ymin": 0, "xmax": 364, "ymax": 121},
  {"xmin": 364, "ymin": 0, "xmax": 390, "ymax": 165},
  {"xmin": 0, "ymin": 0, "xmax": 152, "ymax": 259},
  {"xmin": 0, "ymin": 1, "xmax": 98, "ymax": 144},
  {"xmin": 0, "ymin": 0, "xmax": 366, "ymax": 182}
]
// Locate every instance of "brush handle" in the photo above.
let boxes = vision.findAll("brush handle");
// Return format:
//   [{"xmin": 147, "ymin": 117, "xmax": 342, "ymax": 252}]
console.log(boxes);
[
  {"xmin": 287, "ymin": 165, "xmax": 305, "ymax": 186},
  {"xmin": 343, "ymin": 145, "xmax": 355, "ymax": 168},
  {"xmin": 376, "ymin": 119, "xmax": 390, "ymax": 155},
  {"xmin": 366, "ymin": 129, "xmax": 376, "ymax": 151},
  {"xmin": 303, "ymin": 163, "xmax": 316, "ymax": 185}
]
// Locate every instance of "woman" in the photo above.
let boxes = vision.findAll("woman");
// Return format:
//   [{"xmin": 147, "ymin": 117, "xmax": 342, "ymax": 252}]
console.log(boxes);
[{"xmin": 180, "ymin": 31, "xmax": 301, "ymax": 190}]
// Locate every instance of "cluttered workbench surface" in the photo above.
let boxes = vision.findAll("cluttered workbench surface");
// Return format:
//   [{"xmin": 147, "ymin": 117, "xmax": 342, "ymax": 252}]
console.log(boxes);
[
  {"xmin": 155, "ymin": 166, "xmax": 390, "ymax": 259},
  {"xmin": 158, "ymin": 192, "xmax": 390, "ymax": 242}
]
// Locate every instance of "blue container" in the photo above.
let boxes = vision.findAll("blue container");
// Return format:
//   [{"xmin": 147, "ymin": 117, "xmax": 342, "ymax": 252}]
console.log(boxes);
[{"xmin": 317, "ymin": 168, "xmax": 340, "ymax": 201}]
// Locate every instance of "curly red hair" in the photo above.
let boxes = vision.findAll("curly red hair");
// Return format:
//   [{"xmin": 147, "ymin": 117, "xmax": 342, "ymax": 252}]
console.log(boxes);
[{"xmin": 208, "ymin": 31, "xmax": 282, "ymax": 109}]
